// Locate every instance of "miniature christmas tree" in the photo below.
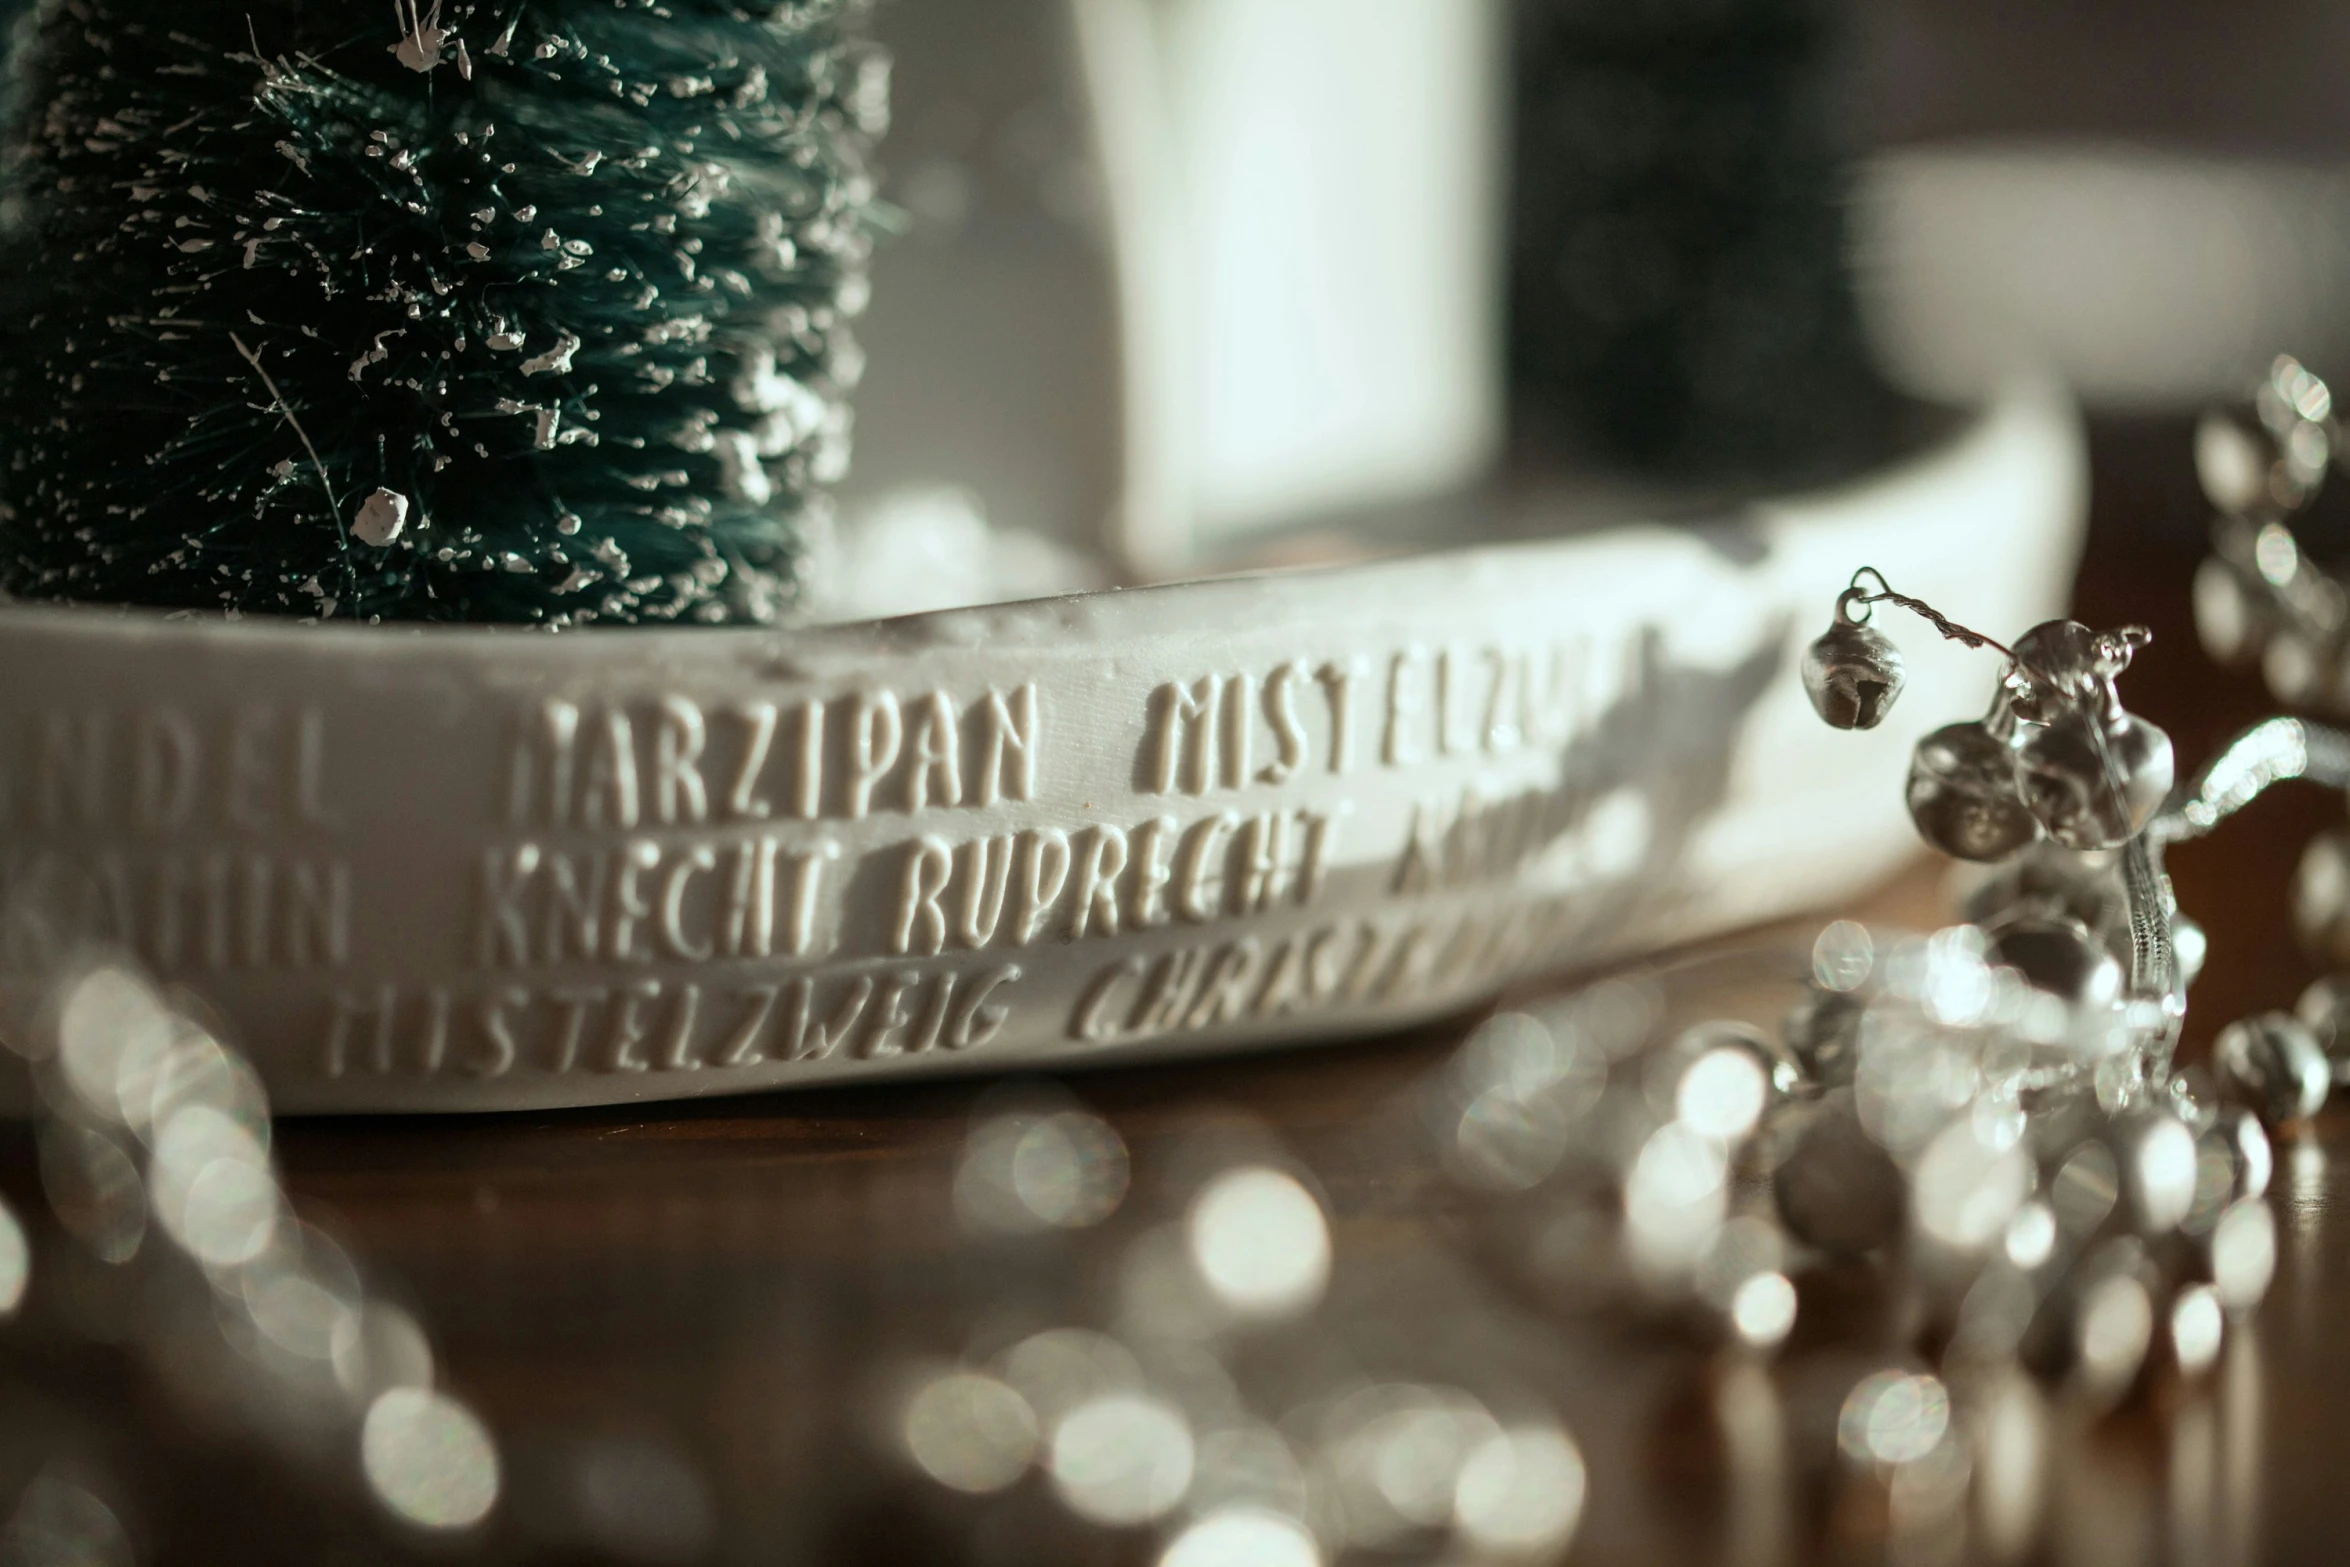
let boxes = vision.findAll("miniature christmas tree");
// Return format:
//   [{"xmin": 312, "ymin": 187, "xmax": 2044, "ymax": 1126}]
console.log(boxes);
[
  {"xmin": 0, "ymin": 0, "xmax": 884, "ymax": 625},
  {"xmin": 1511, "ymin": 0, "xmax": 1892, "ymax": 484}
]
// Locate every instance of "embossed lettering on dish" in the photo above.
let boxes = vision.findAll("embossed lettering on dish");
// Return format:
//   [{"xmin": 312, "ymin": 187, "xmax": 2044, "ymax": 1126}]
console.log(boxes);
[
  {"xmin": 504, "ymin": 685, "xmax": 1041, "ymax": 828},
  {"xmin": 320, "ymin": 961, "xmax": 1023, "ymax": 1079}
]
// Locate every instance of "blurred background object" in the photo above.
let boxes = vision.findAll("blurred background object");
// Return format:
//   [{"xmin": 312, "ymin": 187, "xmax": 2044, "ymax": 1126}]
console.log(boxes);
[
  {"xmin": 1510, "ymin": 0, "xmax": 1894, "ymax": 484},
  {"xmin": 832, "ymin": 0, "xmax": 2350, "ymax": 612},
  {"xmin": 1851, "ymin": 0, "xmax": 2350, "ymax": 411}
]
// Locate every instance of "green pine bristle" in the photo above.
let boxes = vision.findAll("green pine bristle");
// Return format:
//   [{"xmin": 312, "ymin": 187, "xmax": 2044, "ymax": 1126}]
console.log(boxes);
[{"xmin": 0, "ymin": 0, "xmax": 885, "ymax": 626}]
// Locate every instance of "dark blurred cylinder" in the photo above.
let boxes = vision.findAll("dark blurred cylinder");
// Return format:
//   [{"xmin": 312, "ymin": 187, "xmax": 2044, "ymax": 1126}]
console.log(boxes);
[{"xmin": 1511, "ymin": 0, "xmax": 1893, "ymax": 482}]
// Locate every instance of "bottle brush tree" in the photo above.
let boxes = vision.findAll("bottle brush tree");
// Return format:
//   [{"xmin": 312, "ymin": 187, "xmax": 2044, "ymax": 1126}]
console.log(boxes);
[{"xmin": 0, "ymin": 0, "xmax": 885, "ymax": 625}]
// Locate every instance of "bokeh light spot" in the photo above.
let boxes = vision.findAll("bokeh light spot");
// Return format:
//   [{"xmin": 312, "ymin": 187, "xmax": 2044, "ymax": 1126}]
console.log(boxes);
[{"xmin": 362, "ymin": 1387, "xmax": 501, "ymax": 1531}]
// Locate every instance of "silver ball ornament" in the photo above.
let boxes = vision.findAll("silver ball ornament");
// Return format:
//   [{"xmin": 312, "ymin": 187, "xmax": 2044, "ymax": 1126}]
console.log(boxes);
[
  {"xmin": 1906, "ymin": 722, "xmax": 2041, "ymax": 862},
  {"xmin": 1802, "ymin": 619, "xmax": 1906, "ymax": 731},
  {"xmin": 2214, "ymin": 1012, "xmax": 2331, "ymax": 1125}
]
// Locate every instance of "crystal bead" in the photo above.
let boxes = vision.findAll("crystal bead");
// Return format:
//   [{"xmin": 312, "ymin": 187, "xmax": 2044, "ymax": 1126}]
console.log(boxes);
[
  {"xmin": 2014, "ymin": 710, "xmax": 2174, "ymax": 851},
  {"xmin": 2214, "ymin": 1012, "xmax": 2331, "ymax": 1125},
  {"xmin": 2005, "ymin": 620, "xmax": 2115, "ymax": 716},
  {"xmin": 1906, "ymin": 722, "xmax": 2040, "ymax": 862}
]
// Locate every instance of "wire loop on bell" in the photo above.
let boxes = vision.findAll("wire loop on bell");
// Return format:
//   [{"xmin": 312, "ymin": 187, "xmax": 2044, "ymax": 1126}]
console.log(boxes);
[{"xmin": 1843, "ymin": 567, "xmax": 2016, "ymax": 659}]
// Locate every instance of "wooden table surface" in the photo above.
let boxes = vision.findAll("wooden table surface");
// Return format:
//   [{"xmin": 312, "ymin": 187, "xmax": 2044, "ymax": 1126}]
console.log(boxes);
[{"xmin": 8, "ymin": 415, "xmax": 2348, "ymax": 1567}]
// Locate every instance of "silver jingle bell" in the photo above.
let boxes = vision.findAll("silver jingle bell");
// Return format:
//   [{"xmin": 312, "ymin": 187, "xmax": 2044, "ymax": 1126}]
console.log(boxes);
[
  {"xmin": 1802, "ymin": 618, "xmax": 1906, "ymax": 731},
  {"xmin": 1907, "ymin": 722, "xmax": 2041, "ymax": 862},
  {"xmin": 2214, "ymin": 1012, "xmax": 2332, "ymax": 1126},
  {"xmin": 1984, "ymin": 915, "xmax": 2124, "ymax": 1014},
  {"xmin": 1772, "ymin": 1104, "xmax": 1905, "ymax": 1257},
  {"xmin": 2014, "ymin": 709, "xmax": 2175, "ymax": 852},
  {"xmin": 2292, "ymin": 828, "xmax": 2350, "ymax": 968}
]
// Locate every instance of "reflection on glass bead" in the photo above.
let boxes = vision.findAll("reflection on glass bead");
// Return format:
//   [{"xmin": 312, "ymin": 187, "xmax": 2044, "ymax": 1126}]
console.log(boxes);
[
  {"xmin": 1659, "ymin": 1021, "xmax": 1794, "ymax": 1139},
  {"xmin": 2215, "ymin": 1013, "xmax": 2331, "ymax": 1125},
  {"xmin": 2173, "ymin": 916, "xmax": 2208, "ymax": 989},
  {"xmin": 2048, "ymin": 1140, "xmax": 2120, "ymax": 1239},
  {"xmin": 2170, "ymin": 1284, "xmax": 2226, "ymax": 1377},
  {"xmin": 1812, "ymin": 920, "xmax": 1877, "ymax": 992},
  {"xmin": 1984, "ymin": 917, "xmax": 2123, "ymax": 1015},
  {"xmin": 1913, "ymin": 1118, "xmax": 2031, "ymax": 1253},
  {"xmin": 2208, "ymin": 1199, "xmax": 2279, "ymax": 1314},
  {"xmin": 2006, "ymin": 620, "xmax": 2117, "ymax": 714},
  {"xmin": 2071, "ymin": 1264, "xmax": 2155, "ymax": 1400},
  {"xmin": 1803, "ymin": 619, "xmax": 1906, "ymax": 730},
  {"xmin": 1906, "ymin": 723, "xmax": 2041, "ymax": 862},
  {"xmin": 1960, "ymin": 842, "xmax": 2127, "ymax": 940},
  {"xmin": 2106, "ymin": 1110, "xmax": 2198, "ymax": 1236}
]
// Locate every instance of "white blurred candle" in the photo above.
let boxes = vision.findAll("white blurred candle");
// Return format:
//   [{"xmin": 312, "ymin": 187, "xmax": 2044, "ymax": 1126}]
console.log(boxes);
[{"xmin": 1081, "ymin": 0, "xmax": 1506, "ymax": 567}]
